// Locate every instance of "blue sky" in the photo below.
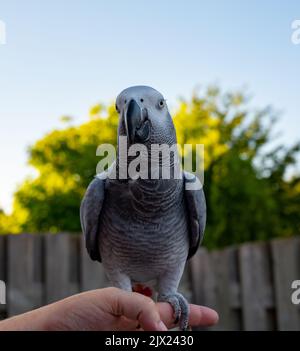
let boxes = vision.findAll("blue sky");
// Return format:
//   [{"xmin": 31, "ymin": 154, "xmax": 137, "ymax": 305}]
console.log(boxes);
[{"xmin": 0, "ymin": 0, "xmax": 299, "ymax": 212}]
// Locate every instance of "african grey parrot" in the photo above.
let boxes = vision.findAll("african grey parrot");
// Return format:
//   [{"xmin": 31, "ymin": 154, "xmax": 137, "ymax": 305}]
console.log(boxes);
[{"xmin": 80, "ymin": 86, "xmax": 206, "ymax": 330}]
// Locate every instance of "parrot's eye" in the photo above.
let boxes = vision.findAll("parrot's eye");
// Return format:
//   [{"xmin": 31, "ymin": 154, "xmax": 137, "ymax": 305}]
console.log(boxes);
[{"xmin": 158, "ymin": 99, "xmax": 165, "ymax": 109}]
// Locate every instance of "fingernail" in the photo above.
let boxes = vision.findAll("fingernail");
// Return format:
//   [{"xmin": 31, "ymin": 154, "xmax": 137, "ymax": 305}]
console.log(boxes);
[{"xmin": 156, "ymin": 320, "xmax": 168, "ymax": 331}]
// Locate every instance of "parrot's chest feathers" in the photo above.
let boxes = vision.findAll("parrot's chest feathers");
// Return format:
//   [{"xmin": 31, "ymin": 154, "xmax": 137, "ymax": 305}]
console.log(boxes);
[{"xmin": 98, "ymin": 178, "xmax": 190, "ymax": 277}]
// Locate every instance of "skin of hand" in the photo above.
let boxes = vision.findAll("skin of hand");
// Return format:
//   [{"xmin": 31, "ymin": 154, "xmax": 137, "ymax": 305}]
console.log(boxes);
[{"xmin": 0, "ymin": 287, "xmax": 218, "ymax": 331}]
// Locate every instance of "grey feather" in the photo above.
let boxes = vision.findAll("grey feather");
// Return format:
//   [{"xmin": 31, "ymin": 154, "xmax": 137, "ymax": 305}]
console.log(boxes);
[
  {"xmin": 183, "ymin": 171, "xmax": 207, "ymax": 259},
  {"xmin": 80, "ymin": 176, "xmax": 106, "ymax": 262}
]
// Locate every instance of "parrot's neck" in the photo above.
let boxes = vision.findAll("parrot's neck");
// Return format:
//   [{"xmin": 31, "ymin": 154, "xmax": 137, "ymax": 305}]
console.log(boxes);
[{"xmin": 115, "ymin": 157, "xmax": 182, "ymax": 182}]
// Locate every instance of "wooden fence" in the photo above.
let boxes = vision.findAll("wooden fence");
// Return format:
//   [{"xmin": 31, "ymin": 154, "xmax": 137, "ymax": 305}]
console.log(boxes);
[{"xmin": 0, "ymin": 234, "xmax": 300, "ymax": 330}]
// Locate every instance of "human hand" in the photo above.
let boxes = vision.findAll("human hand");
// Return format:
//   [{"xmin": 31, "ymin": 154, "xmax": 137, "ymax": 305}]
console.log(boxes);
[{"xmin": 0, "ymin": 287, "xmax": 218, "ymax": 331}]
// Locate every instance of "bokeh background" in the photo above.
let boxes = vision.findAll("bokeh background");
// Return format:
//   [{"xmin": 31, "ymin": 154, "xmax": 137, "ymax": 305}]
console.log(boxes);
[{"xmin": 0, "ymin": 0, "xmax": 299, "ymax": 330}]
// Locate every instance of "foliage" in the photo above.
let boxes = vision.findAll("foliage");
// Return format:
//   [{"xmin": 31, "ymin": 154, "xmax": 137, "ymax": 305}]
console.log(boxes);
[{"xmin": 1, "ymin": 88, "xmax": 299, "ymax": 248}]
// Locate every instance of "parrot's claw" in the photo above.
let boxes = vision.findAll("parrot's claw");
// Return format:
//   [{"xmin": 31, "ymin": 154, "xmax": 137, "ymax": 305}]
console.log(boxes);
[
  {"xmin": 162, "ymin": 294, "xmax": 181, "ymax": 325},
  {"xmin": 159, "ymin": 292, "xmax": 190, "ymax": 331}
]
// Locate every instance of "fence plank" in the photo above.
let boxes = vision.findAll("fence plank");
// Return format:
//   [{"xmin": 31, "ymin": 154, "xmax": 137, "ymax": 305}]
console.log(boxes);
[
  {"xmin": 0, "ymin": 236, "xmax": 6, "ymax": 279},
  {"xmin": 0, "ymin": 236, "xmax": 7, "ymax": 318},
  {"xmin": 7, "ymin": 234, "xmax": 43, "ymax": 316},
  {"xmin": 69, "ymin": 235, "xmax": 80, "ymax": 296},
  {"xmin": 211, "ymin": 247, "xmax": 241, "ymax": 330},
  {"xmin": 80, "ymin": 236, "xmax": 109, "ymax": 291},
  {"xmin": 189, "ymin": 248, "xmax": 218, "ymax": 330},
  {"xmin": 45, "ymin": 234, "xmax": 79, "ymax": 304},
  {"xmin": 189, "ymin": 248, "xmax": 216, "ymax": 307},
  {"xmin": 272, "ymin": 238, "xmax": 300, "ymax": 330},
  {"xmin": 240, "ymin": 242, "xmax": 275, "ymax": 330}
]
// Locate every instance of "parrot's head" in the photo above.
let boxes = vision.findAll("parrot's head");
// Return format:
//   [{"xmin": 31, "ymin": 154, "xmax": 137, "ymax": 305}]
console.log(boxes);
[{"xmin": 116, "ymin": 86, "xmax": 177, "ymax": 147}]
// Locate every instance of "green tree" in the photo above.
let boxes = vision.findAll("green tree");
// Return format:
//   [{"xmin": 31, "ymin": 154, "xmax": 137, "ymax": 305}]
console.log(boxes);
[
  {"xmin": 2, "ymin": 87, "xmax": 300, "ymax": 248},
  {"xmin": 173, "ymin": 87, "xmax": 300, "ymax": 247},
  {"xmin": 5, "ymin": 104, "xmax": 118, "ymax": 233}
]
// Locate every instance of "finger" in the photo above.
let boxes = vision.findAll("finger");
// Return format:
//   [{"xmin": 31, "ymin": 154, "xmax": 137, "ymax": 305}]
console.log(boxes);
[
  {"xmin": 157, "ymin": 302, "xmax": 219, "ymax": 328},
  {"xmin": 106, "ymin": 288, "xmax": 168, "ymax": 331},
  {"xmin": 114, "ymin": 316, "xmax": 144, "ymax": 331}
]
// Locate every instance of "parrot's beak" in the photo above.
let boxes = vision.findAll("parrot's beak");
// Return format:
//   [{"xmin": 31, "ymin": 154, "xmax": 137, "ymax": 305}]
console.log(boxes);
[{"xmin": 125, "ymin": 99, "xmax": 150, "ymax": 144}]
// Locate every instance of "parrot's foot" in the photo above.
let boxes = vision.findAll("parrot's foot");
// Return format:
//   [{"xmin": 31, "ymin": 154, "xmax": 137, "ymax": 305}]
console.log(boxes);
[{"xmin": 158, "ymin": 292, "xmax": 190, "ymax": 331}]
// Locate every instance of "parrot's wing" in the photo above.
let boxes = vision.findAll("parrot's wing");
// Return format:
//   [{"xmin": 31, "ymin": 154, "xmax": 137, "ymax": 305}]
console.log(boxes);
[
  {"xmin": 80, "ymin": 176, "xmax": 106, "ymax": 262},
  {"xmin": 183, "ymin": 171, "xmax": 207, "ymax": 259}
]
